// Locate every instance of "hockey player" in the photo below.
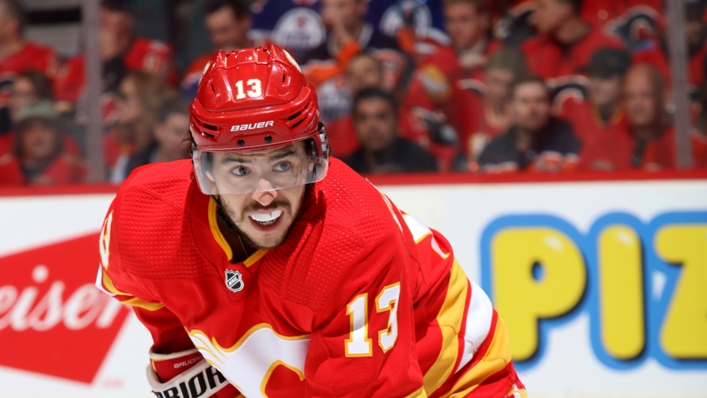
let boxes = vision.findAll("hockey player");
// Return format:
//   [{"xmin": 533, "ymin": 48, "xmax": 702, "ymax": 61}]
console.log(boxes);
[{"xmin": 96, "ymin": 44, "xmax": 526, "ymax": 397}]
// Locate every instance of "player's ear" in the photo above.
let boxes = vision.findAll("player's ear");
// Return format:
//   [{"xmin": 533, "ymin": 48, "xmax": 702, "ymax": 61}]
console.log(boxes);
[{"xmin": 206, "ymin": 170, "xmax": 215, "ymax": 182}]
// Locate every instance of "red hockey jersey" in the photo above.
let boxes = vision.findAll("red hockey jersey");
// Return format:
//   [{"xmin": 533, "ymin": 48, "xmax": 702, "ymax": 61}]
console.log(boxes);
[{"xmin": 96, "ymin": 158, "xmax": 525, "ymax": 397}]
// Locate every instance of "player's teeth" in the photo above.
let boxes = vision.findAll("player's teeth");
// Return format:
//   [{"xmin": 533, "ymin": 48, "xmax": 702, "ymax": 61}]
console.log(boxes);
[{"xmin": 250, "ymin": 210, "xmax": 283, "ymax": 222}]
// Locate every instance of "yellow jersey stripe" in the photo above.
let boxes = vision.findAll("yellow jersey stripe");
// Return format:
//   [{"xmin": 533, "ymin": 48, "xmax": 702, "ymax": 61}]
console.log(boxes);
[
  {"xmin": 121, "ymin": 297, "xmax": 165, "ymax": 311},
  {"xmin": 423, "ymin": 260, "xmax": 468, "ymax": 394},
  {"xmin": 405, "ymin": 386, "xmax": 428, "ymax": 398},
  {"xmin": 208, "ymin": 197, "xmax": 233, "ymax": 261},
  {"xmin": 99, "ymin": 265, "xmax": 132, "ymax": 296}
]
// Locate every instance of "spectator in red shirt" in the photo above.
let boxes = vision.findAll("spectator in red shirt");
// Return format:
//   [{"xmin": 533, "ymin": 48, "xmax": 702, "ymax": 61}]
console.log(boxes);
[
  {"xmin": 55, "ymin": 0, "xmax": 178, "ymax": 116},
  {"xmin": 404, "ymin": 0, "xmax": 497, "ymax": 131},
  {"xmin": 181, "ymin": 0, "xmax": 258, "ymax": 99},
  {"xmin": 559, "ymin": 48, "xmax": 634, "ymax": 171},
  {"xmin": 622, "ymin": 63, "xmax": 703, "ymax": 171},
  {"xmin": 520, "ymin": 0, "xmax": 626, "ymax": 92},
  {"xmin": 479, "ymin": 75, "xmax": 581, "ymax": 173},
  {"xmin": 106, "ymin": 71, "xmax": 174, "ymax": 183},
  {"xmin": 0, "ymin": 102, "xmax": 86, "ymax": 186},
  {"xmin": 343, "ymin": 88, "xmax": 437, "ymax": 174}
]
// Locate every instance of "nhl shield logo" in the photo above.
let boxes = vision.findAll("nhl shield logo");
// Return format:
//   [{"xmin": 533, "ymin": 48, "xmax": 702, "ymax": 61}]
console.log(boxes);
[{"xmin": 225, "ymin": 269, "xmax": 244, "ymax": 293}]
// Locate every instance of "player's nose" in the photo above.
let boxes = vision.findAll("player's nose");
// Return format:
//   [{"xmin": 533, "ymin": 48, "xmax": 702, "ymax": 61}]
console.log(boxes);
[{"xmin": 251, "ymin": 179, "xmax": 278, "ymax": 205}]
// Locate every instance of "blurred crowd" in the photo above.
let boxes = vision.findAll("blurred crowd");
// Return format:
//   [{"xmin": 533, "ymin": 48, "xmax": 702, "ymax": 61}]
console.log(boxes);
[{"xmin": 0, "ymin": 0, "xmax": 706, "ymax": 187}]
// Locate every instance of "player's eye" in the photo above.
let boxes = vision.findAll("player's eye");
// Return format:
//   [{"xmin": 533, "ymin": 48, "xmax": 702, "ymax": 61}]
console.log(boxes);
[
  {"xmin": 273, "ymin": 161, "xmax": 292, "ymax": 173},
  {"xmin": 231, "ymin": 166, "xmax": 250, "ymax": 176}
]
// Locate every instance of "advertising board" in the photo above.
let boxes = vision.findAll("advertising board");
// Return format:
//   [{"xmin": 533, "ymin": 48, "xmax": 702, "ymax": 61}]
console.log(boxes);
[{"xmin": 1, "ymin": 173, "xmax": 705, "ymax": 397}]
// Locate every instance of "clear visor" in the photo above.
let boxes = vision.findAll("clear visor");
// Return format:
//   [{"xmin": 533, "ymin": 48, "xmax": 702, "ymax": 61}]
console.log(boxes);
[{"xmin": 192, "ymin": 139, "xmax": 328, "ymax": 194}]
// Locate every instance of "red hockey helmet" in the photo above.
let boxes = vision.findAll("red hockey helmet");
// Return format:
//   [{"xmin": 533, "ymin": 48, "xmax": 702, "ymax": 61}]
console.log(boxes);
[{"xmin": 190, "ymin": 44, "xmax": 329, "ymax": 194}]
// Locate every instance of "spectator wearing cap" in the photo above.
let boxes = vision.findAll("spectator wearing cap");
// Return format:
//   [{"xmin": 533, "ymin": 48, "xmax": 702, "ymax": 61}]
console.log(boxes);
[
  {"xmin": 0, "ymin": 102, "xmax": 86, "ymax": 186},
  {"xmin": 520, "ymin": 0, "xmax": 627, "ymax": 92},
  {"xmin": 558, "ymin": 48, "xmax": 634, "ymax": 171},
  {"xmin": 344, "ymin": 88, "xmax": 437, "ymax": 174},
  {"xmin": 0, "ymin": 71, "xmax": 82, "ymax": 158},
  {"xmin": 55, "ymin": 0, "xmax": 178, "ymax": 116},
  {"xmin": 181, "ymin": 0, "xmax": 260, "ymax": 99},
  {"xmin": 479, "ymin": 75, "xmax": 581, "ymax": 173},
  {"xmin": 622, "ymin": 64, "xmax": 705, "ymax": 170},
  {"xmin": 634, "ymin": 0, "xmax": 707, "ymax": 91},
  {"xmin": 124, "ymin": 96, "xmax": 191, "ymax": 177}
]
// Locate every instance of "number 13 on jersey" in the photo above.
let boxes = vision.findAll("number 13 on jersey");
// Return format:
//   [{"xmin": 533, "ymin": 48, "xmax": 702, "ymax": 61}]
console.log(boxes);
[{"xmin": 345, "ymin": 283, "xmax": 401, "ymax": 357}]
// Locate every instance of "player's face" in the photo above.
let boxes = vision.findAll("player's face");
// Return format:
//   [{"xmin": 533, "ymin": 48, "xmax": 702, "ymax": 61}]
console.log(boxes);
[
  {"xmin": 353, "ymin": 98, "xmax": 397, "ymax": 153},
  {"xmin": 589, "ymin": 76, "xmax": 622, "ymax": 111},
  {"xmin": 212, "ymin": 143, "xmax": 308, "ymax": 249},
  {"xmin": 444, "ymin": 3, "xmax": 489, "ymax": 50},
  {"xmin": 205, "ymin": 7, "xmax": 250, "ymax": 51},
  {"xmin": 512, "ymin": 82, "xmax": 551, "ymax": 132}
]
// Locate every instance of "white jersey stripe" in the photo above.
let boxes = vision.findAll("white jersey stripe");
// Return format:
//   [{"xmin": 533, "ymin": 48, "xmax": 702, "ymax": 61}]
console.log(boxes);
[
  {"xmin": 402, "ymin": 214, "xmax": 432, "ymax": 244},
  {"xmin": 455, "ymin": 278, "xmax": 494, "ymax": 373}
]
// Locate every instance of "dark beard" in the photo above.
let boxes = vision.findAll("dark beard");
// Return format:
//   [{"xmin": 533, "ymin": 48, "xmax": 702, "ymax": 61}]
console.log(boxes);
[{"xmin": 219, "ymin": 187, "xmax": 307, "ymax": 249}]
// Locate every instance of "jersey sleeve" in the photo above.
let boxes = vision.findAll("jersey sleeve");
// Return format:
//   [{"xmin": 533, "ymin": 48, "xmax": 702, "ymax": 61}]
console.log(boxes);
[
  {"xmin": 95, "ymin": 197, "xmax": 194, "ymax": 354},
  {"xmin": 304, "ymin": 232, "xmax": 427, "ymax": 398}
]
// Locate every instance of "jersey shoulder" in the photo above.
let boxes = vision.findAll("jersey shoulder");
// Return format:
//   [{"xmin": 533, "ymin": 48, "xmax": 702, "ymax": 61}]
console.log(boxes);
[{"xmin": 107, "ymin": 160, "xmax": 214, "ymax": 280}]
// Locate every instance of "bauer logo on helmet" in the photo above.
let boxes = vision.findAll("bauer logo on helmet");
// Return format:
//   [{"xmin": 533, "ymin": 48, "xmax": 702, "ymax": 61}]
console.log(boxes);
[{"xmin": 230, "ymin": 121, "xmax": 275, "ymax": 132}]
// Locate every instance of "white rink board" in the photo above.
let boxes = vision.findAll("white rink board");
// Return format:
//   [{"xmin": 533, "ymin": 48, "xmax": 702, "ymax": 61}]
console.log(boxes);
[{"xmin": 0, "ymin": 179, "xmax": 705, "ymax": 398}]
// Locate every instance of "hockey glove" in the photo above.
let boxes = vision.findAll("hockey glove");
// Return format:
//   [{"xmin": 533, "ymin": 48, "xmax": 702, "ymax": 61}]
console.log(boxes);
[{"xmin": 147, "ymin": 346, "xmax": 240, "ymax": 398}]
